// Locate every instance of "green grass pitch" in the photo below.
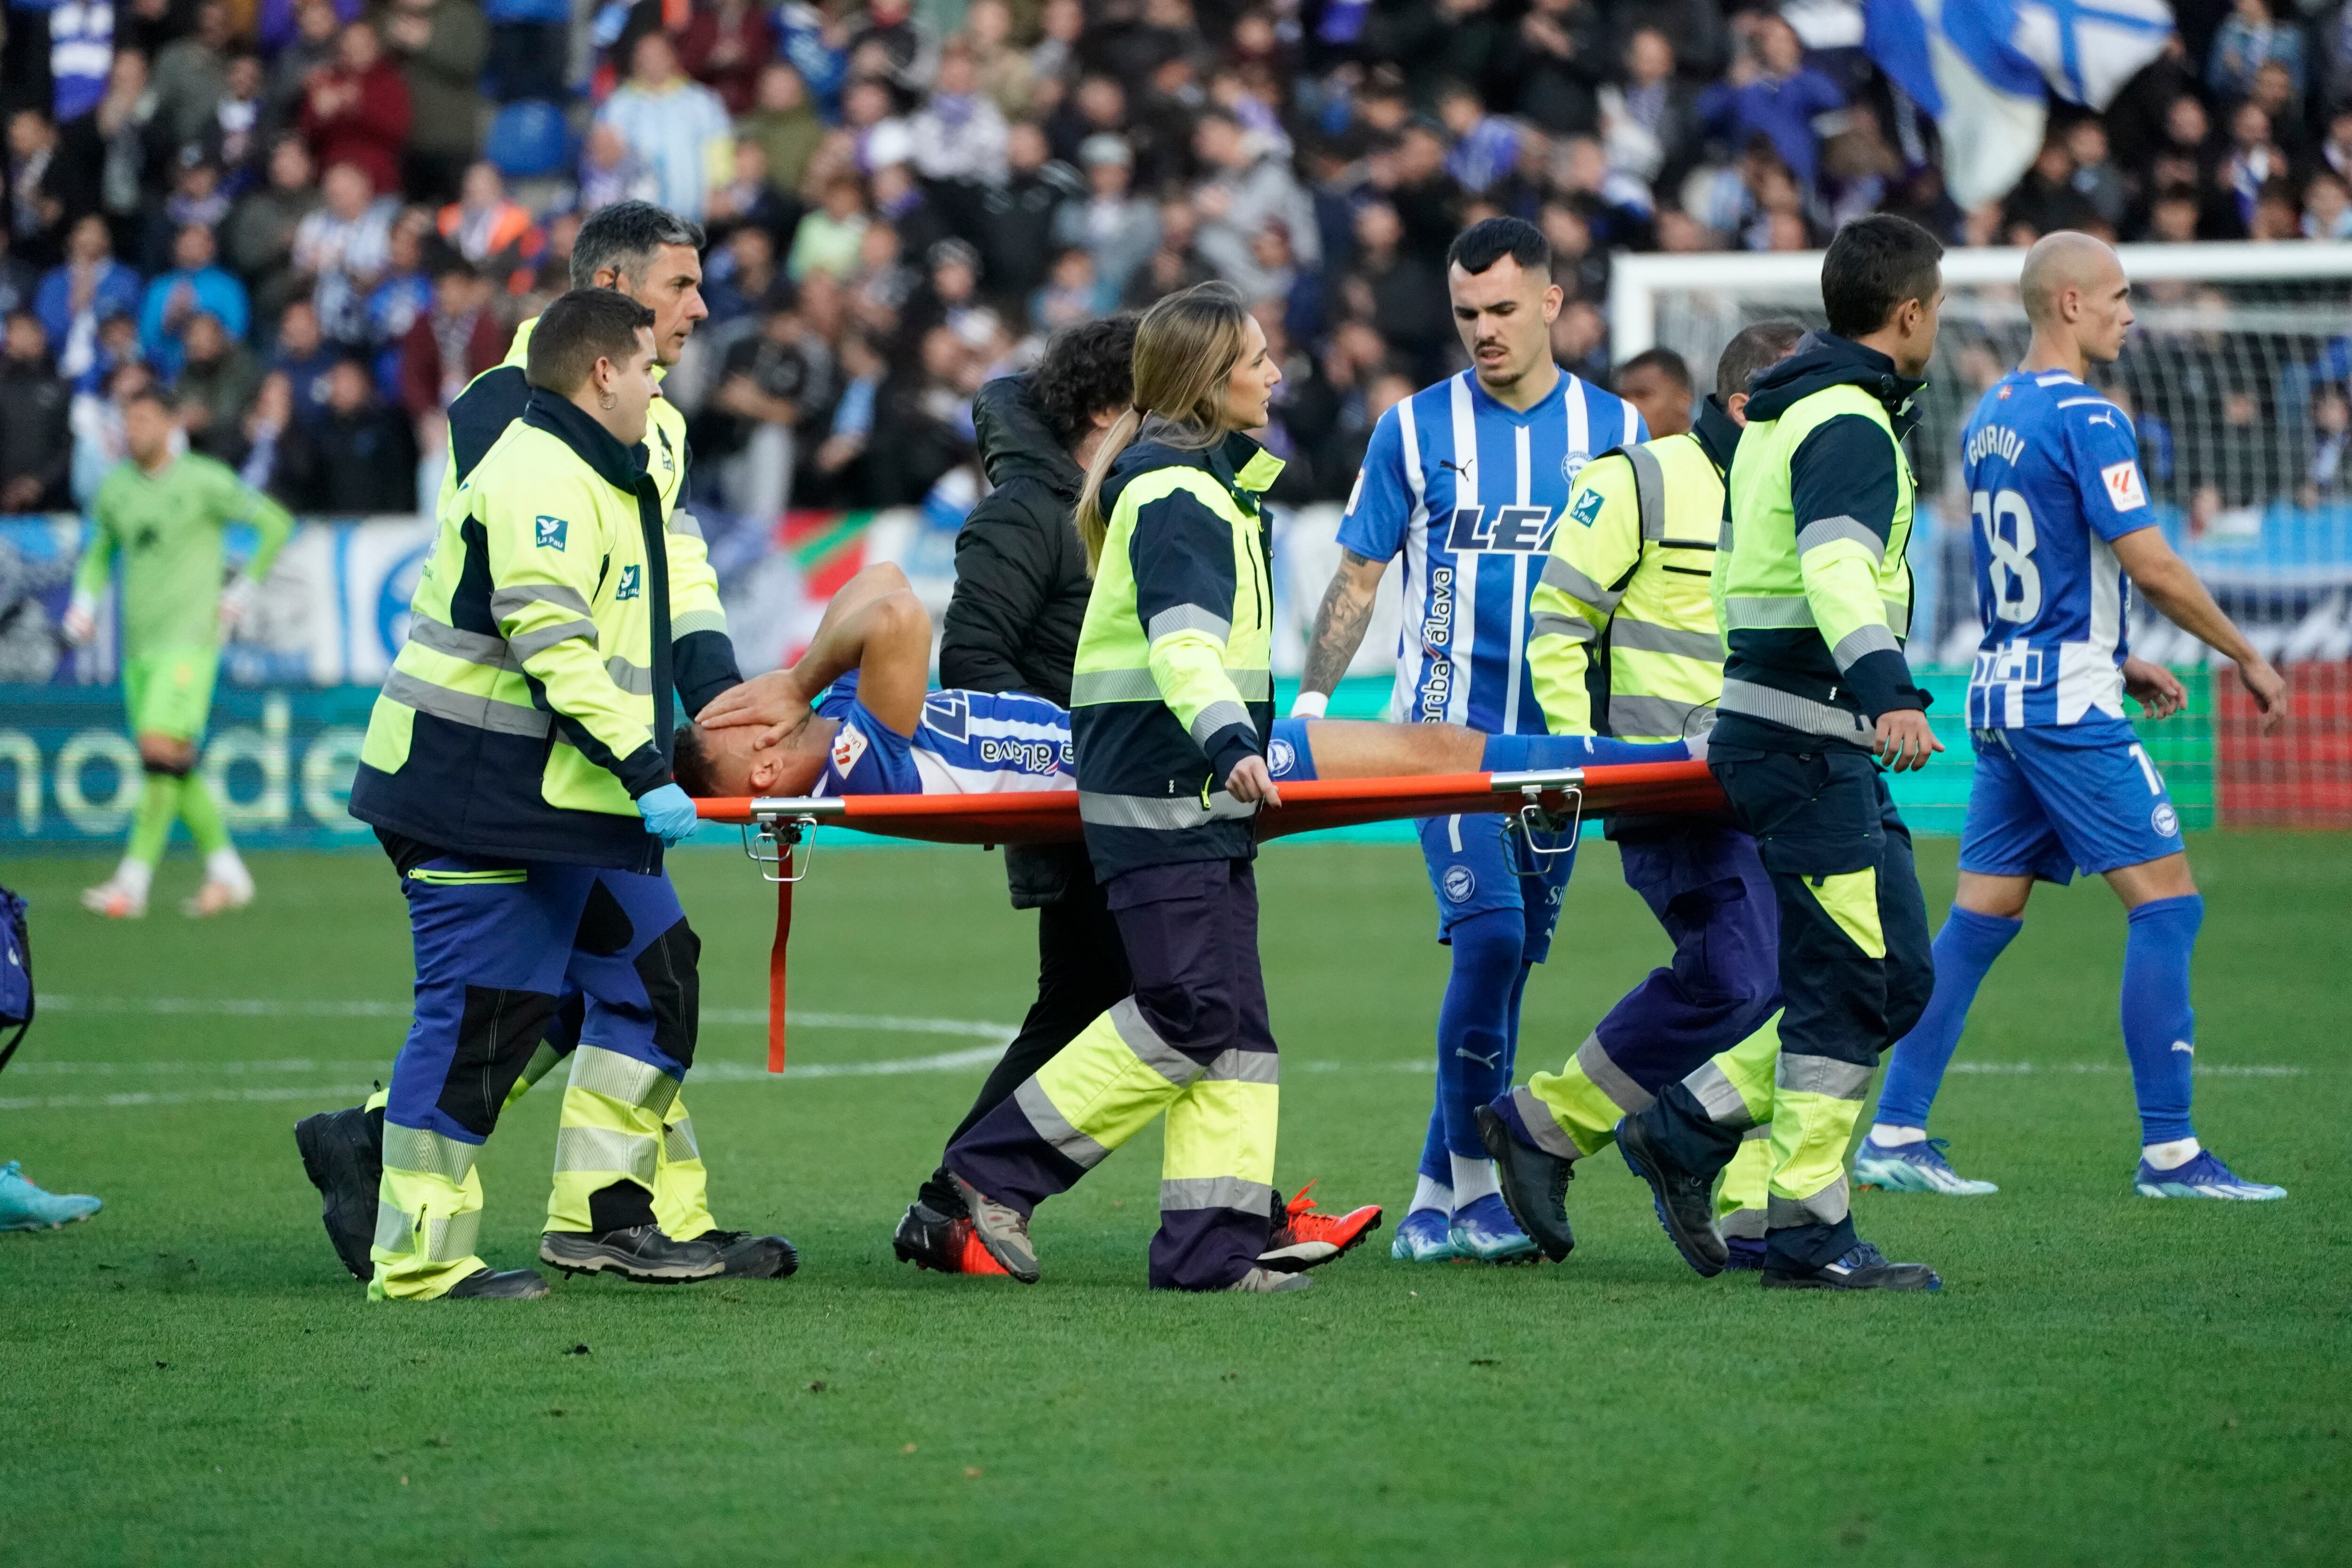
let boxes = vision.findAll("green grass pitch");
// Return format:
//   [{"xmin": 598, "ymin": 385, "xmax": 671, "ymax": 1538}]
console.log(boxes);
[{"xmin": 1, "ymin": 833, "xmax": 2346, "ymax": 1567}]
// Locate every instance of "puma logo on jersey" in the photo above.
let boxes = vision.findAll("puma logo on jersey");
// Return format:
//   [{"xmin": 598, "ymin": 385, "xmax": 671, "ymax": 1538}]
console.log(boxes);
[
  {"xmin": 1442, "ymin": 505, "xmax": 1555, "ymax": 553},
  {"xmin": 535, "ymin": 516, "xmax": 567, "ymax": 550},
  {"xmin": 2170, "ymin": 1040, "xmax": 2194, "ymax": 1054},
  {"xmin": 1453, "ymin": 1047, "xmax": 1501, "ymax": 1068}
]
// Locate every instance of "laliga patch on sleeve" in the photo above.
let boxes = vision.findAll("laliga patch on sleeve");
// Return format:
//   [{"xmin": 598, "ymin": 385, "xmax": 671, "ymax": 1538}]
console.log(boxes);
[
  {"xmin": 535, "ymin": 515, "xmax": 568, "ymax": 550},
  {"xmin": 831, "ymin": 722, "xmax": 868, "ymax": 776},
  {"xmin": 1568, "ymin": 488, "xmax": 1606, "ymax": 528},
  {"xmin": 2100, "ymin": 461, "xmax": 2147, "ymax": 513},
  {"xmin": 1344, "ymin": 467, "xmax": 1365, "ymax": 517}
]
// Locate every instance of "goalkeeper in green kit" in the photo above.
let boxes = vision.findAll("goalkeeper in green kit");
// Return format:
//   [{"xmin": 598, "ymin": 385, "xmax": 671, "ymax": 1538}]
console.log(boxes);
[{"xmin": 64, "ymin": 388, "xmax": 294, "ymax": 918}]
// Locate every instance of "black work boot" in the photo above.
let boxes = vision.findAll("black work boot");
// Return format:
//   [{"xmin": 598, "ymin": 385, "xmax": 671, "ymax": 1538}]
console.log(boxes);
[
  {"xmin": 442, "ymin": 1266, "xmax": 551, "ymax": 1299},
  {"xmin": 1617, "ymin": 1109, "xmax": 1730, "ymax": 1277},
  {"xmin": 539, "ymin": 1225, "xmax": 725, "ymax": 1282},
  {"xmin": 1474, "ymin": 1104, "xmax": 1574, "ymax": 1263},
  {"xmin": 1762, "ymin": 1241, "xmax": 1942, "ymax": 1291},
  {"xmin": 700, "ymin": 1229, "xmax": 799, "ymax": 1279},
  {"xmin": 294, "ymin": 1104, "xmax": 384, "ymax": 1281}
]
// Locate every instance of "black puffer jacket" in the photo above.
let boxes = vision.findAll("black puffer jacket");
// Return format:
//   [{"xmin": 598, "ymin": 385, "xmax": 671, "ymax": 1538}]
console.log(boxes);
[{"xmin": 940, "ymin": 374, "xmax": 1095, "ymax": 907}]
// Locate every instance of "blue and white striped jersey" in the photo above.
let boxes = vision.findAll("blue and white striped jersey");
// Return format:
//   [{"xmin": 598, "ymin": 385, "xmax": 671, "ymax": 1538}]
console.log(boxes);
[
  {"xmin": 814, "ymin": 676, "xmax": 1074, "ymax": 796},
  {"xmin": 1338, "ymin": 368, "xmax": 1645, "ymax": 734},
  {"xmin": 1958, "ymin": 369, "xmax": 2158, "ymax": 728}
]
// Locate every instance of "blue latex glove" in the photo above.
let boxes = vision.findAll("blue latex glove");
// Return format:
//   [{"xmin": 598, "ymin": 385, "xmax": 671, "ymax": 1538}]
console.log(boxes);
[{"xmin": 637, "ymin": 782, "xmax": 701, "ymax": 844}]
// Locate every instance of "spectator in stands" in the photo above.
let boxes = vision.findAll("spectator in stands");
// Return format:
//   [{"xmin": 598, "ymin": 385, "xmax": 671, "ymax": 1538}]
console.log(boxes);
[
  {"xmin": 680, "ymin": 0, "xmax": 776, "ymax": 117},
  {"xmin": 2064, "ymin": 119, "xmax": 2129, "ymax": 233},
  {"xmin": 399, "ymin": 259, "xmax": 505, "ymax": 426},
  {"xmin": 138, "ymin": 223, "xmax": 250, "ymax": 379},
  {"xmin": 1602, "ymin": 29, "xmax": 1700, "ymax": 191},
  {"xmin": 1121, "ymin": 192, "xmax": 1213, "ymax": 307},
  {"xmin": 71, "ymin": 358, "xmax": 151, "ymax": 508},
  {"xmin": 576, "ymin": 121, "xmax": 659, "ymax": 215},
  {"xmin": 210, "ymin": 55, "xmax": 270, "ymax": 188},
  {"xmin": 483, "ymin": 0, "xmax": 570, "ymax": 103},
  {"xmin": 1341, "ymin": 199, "xmax": 1448, "ymax": 379},
  {"xmin": 1698, "ymin": 13, "xmax": 1843, "ymax": 194},
  {"xmin": 1438, "ymin": 81, "xmax": 1525, "ymax": 195},
  {"xmin": 979, "ymin": 120, "xmax": 1081, "ymax": 310},
  {"xmin": 437, "ymin": 160, "xmax": 542, "ymax": 294},
  {"xmin": 911, "ymin": 43, "xmax": 1011, "ymax": 187},
  {"xmin": 704, "ymin": 223, "xmax": 789, "ymax": 325},
  {"xmin": 5, "ymin": 111, "xmax": 82, "ymax": 269},
  {"xmin": 174, "ymin": 310, "xmax": 263, "ymax": 458},
  {"xmin": 1191, "ymin": 108, "xmax": 1319, "ymax": 302},
  {"xmin": 738, "ymin": 62, "xmax": 825, "ymax": 200},
  {"xmin": 298, "ymin": 18, "xmax": 414, "ymax": 199},
  {"xmin": 35, "ymin": 215, "xmax": 141, "ymax": 386},
  {"xmin": 148, "ymin": 155, "xmax": 234, "ymax": 275},
  {"xmin": 596, "ymin": 32, "xmax": 733, "ymax": 223},
  {"xmin": 1031, "ymin": 246, "xmax": 1103, "ymax": 333},
  {"xmin": 364, "ymin": 211, "xmax": 435, "ymax": 383},
  {"xmin": 64, "ymin": 50, "xmax": 162, "ymax": 262},
  {"xmin": 290, "ymin": 159, "xmax": 397, "ymax": 342},
  {"xmin": 226, "ymin": 135, "xmax": 322, "ymax": 325},
  {"xmin": 381, "ymin": 0, "xmax": 489, "ymax": 204},
  {"xmin": 233, "ymin": 369, "xmax": 319, "ymax": 502},
  {"xmin": 788, "ymin": 171, "xmax": 870, "ymax": 282},
  {"xmin": 2303, "ymin": 384, "xmax": 2350, "ymax": 503},
  {"xmin": 966, "ymin": 0, "xmax": 1033, "ymax": 119},
  {"xmin": 265, "ymin": 0, "xmax": 346, "ymax": 130},
  {"xmin": 808, "ymin": 324, "xmax": 884, "ymax": 504},
  {"xmin": 704, "ymin": 140, "xmax": 799, "ymax": 246},
  {"xmin": 153, "ymin": 2, "xmax": 236, "ymax": 151},
  {"xmin": 0, "ymin": 312, "xmax": 72, "ymax": 511},
  {"xmin": 2209, "ymin": 0, "xmax": 2303, "ymax": 102},
  {"xmin": 272, "ymin": 297, "xmax": 339, "ymax": 426},
  {"xmin": 2305, "ymin": 169, "xmax": 2352, "ymax": 238},
  {"xmin": 306, "ymin": 354, "xmax": 418, "ymax": 511},
  {"xmin": 1499, "ymin": 0, "xmax": 1605, "ymax": 135},
  {"xmin": 697, "ymin": 297, "xmax": 812, "ymax": 522},
  {"xmin": 1054, "ymin": 135, "xmax": 1156, "ymax": 301},
  {"xmin": 0, "ymin": 231, "xmax": 36, "ymax": 321}
]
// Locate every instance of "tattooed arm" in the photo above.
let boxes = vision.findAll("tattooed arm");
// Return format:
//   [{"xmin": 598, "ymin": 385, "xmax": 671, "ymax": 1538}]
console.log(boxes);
[{"xmin": 1295, "ymin": 548, "xmax": 1388, "ymax": 712}]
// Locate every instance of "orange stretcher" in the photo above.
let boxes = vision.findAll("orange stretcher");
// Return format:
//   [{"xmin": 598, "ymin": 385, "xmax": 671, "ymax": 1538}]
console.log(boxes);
[{"xmin": 693, "ymin": 760, "xmax": 1725, "ymax": 1073}]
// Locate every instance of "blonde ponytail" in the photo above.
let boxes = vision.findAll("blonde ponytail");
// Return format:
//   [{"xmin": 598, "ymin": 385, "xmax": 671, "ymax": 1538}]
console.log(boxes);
[
  {"xmin": 1075, "ymin": 405, "xmax": 1143, "ymax": 573},
  {"xmin": 1069, "ymin": 282, "xmax": 1253, "ymax": 575}
]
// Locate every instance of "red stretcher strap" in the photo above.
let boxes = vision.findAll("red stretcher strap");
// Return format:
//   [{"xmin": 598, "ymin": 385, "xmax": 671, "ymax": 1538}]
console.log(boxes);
[{"xmin": 768, "ymin": 874, "xmax": 791, "ymax": 1074}]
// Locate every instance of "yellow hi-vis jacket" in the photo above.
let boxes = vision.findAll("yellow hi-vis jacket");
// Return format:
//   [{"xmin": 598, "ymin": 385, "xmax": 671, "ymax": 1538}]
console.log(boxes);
[
  {"xmin": 1071, "ymin": 427, "xmax": 1281, "ymax": 880},
  {"xmin": 1527, "ymin": 396, "xmax": 1743, "ymax": 745},
  {"xmin": 437, "ymin": 314, "xmax": 739, "ymax": 716},
  {"xmin": 1716, "ymin": 334, "xmax": 1930, "ymax": 753},
  {"xmin": 350, "ymin": 393, "xmax": 678, "ymax": 871}
]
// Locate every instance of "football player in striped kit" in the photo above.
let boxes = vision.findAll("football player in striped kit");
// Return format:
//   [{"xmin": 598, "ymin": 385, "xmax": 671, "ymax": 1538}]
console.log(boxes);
[{"xmin": 1292, "ymin": 217, "xmax": 1648, "ymax": 1262}]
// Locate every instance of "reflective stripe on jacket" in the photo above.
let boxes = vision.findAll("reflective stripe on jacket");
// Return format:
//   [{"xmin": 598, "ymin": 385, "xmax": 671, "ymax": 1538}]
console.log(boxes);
[
  {"xmin": 437, "ymin": 314, "xmax": 739, "ymax": 717},
  {"xmin": 350, "ymin": 393, "xmax": 675, "ymax": 870},
  {"xmin": 1717, "ymin": 334, "xmax": 1928, "ymax": 752},
  {"xmin": 1527, "ymin": 396, "xmax": 1740, "ymax": 745},
  {"xmin": 1073, "ymin": 429, "xmax": 1281, "ymax": 880}
]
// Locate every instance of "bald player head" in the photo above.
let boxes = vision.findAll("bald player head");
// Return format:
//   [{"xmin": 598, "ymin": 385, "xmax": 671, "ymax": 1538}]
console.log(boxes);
[{"xmin": 2020, "ymin": 231, "xmax": 2133, "ymax": 372}]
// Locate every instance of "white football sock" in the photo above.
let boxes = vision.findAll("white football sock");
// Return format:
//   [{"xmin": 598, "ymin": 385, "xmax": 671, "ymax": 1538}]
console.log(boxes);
[
  {"xmin": 1870, "ymin": 1123, "xmax": 1928, "ymax": 1147},
  {"xmin": 1449, "ymin": 1154, "xmax": 1499, "ymax": 1208},
  {"xmin": 1409, "ymin": 1175, "xmax": 1451, "ymax": 1215},
  {"xmin": 2143, "ymin": 1136, "xmax": 2201, "ymax": 1170},
  {"xmin": 113, "ymin": 857, "xmax": 153, "ymax": 900},
  {"xmin": 205, "ymin": 847, "xmax": 252, "ymax": 891}
]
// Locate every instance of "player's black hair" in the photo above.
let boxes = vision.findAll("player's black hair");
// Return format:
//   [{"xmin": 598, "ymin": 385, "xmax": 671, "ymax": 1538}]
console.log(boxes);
[
  {"xmin": 1618, "ymin": 346, "xmax": 1692, "ymax": 393},
  {"xmin": 1446, "ymin": 215, "xmax": 1549, "ymax": 279},
  {"xmin": 571, "ymin": 199, "xmax": 706, "ymax": 290},
  {"xmin": 526, "ymin": 287, "xmax": 657, "ymax": 396},
  {"xmin": 671, "ymin": 724, "xmax": 716, "ymax": 797},
  {"xmin": 1034, "ymin": 312, "xmax": 1140, "ymax": 450},
  {"xmin": 1821, "ymin": 215, "xmax": 1943, "ymax": 340},
  {"xmin": 1715, "ymin": 320, "xmax": 1806, "ymax": 400}
]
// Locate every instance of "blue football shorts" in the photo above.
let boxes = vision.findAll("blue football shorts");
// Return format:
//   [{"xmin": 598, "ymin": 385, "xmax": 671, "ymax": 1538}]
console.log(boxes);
[{"xmin": 1958, "ymin": 718, "xmax": 2185, "ymax": 883}]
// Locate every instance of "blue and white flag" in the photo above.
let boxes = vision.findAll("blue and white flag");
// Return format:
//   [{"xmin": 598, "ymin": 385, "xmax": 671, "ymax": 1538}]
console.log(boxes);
[{"xmin": 1866, "ymin": 0, "xmax": 2174, "ymax": 209}]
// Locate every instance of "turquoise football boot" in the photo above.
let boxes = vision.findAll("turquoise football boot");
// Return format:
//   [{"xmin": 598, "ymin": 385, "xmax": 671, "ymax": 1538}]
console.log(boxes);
[
  {"xmin": 1852, "ymin": 1135, "xmax": 1999, "ymax": 1195},
  {"xmin": 1447, "ymin": 1193, "xmax": 1539, "ymax": 1263},
  {"xmin": 1390, "ymin": 1207, "xmax": 1457, "ymax": 1262},
  {"xmin": 0, "ymin": 1162, "xmax": 102, "ymax": 1230}
]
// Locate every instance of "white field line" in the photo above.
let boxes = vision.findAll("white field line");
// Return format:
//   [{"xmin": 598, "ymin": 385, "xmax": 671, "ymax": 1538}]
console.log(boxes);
[{"xmin": 41, "ymin": 995, "xmax": 1019, "ymax": 1041}]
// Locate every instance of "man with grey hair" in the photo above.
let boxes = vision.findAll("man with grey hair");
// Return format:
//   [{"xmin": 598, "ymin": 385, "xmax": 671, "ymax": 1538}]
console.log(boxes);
[{"xmin": 294, "ymin": 199, "xmax": 800, "ymax": 1286}]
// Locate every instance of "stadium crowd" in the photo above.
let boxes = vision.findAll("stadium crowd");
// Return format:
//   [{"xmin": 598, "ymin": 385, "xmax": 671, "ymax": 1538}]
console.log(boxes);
[{"xmin": 0, "ymin": 0, "xmax": 2345, "ymax": 520}]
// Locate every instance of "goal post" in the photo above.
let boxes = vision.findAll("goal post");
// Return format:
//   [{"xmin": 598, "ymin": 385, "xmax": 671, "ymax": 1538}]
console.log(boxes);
[{"xmin": 1609, "ymin": 242, "xmax": 2352, "ymax": 829}]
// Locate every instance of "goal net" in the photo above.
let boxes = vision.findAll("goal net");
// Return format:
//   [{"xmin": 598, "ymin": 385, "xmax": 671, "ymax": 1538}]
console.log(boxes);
[{"xmin": 1610, "ymin": 243, "xmax": 2352, "ymax": 830}]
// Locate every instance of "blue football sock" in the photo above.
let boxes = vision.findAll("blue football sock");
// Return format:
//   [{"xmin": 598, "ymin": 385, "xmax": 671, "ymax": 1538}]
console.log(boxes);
[
  {"xmin": 1873, "ymin": 906, "xmax": 2023, "ymax": 1130},
  {"xmin": 1481, "ymin": 732, "xmax": 1690, "ymax": 772},
  {"xmin": 1416, "ymin": 1101, "xmax": 1448, "ymax": 1186},
  {"xmin": 1436, "ymin": 907, "xmax": 1526, "ymax": 1160},
  {"xmin": 2121, "ymin": 894, "xmax": 2202, "ymax": 1146},
  {"xmin": 1502, "ymin": 957, "xmax": 1533, "ymax": 1079}
]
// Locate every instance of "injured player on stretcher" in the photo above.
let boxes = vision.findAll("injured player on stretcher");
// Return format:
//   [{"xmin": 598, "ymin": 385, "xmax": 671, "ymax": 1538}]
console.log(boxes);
[{"xmin": 679, "ymin": 564, "xmax": 1704, "ymax": 801}]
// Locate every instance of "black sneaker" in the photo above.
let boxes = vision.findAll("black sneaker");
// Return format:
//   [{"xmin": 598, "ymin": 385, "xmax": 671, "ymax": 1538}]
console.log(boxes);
[
  {"xmin": 1762, "ymin": 1241, "xmax": 1942, "ymax": 1291},
  {"xmin": 702, "ymin": 1229, "xmax": 799, "ymax": 1279},
  {"xmin": 1473, "ymin": 1104, "xmax": 1574, "ymax": 1263},
  {"xmin": 1617, "ymin": 1112, "xmax": 1728, "ymax": 1277},
  {"xmin": 294, "ymin": 1105, "xmax": 382, "ymax": 1281},
  {"xmin": 539, "ymin": 1225, "xmax": 725, "ymax": 1282},
  {"xmin": 442, "ymin": 1266, "xmax": 550, "ymax": 1299}
]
